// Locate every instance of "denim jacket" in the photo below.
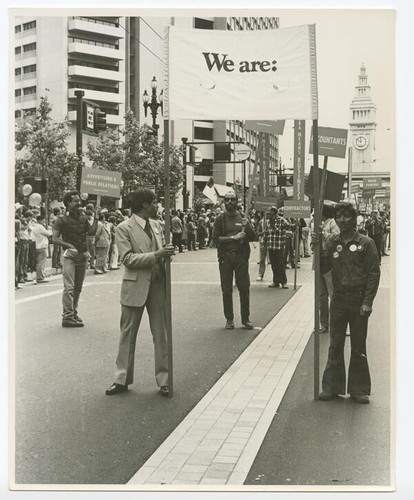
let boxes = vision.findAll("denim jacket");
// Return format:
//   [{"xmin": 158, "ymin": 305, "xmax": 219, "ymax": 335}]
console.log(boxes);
[{"xmin": 324, "ymin": 231, "xmax": 380, "ymax": 307}]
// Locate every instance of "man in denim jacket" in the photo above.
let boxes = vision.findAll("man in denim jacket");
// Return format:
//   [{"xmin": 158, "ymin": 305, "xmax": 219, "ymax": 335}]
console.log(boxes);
[{"xmin": 318, "ymin": 202, "xmax": 380, "ymax": 404}]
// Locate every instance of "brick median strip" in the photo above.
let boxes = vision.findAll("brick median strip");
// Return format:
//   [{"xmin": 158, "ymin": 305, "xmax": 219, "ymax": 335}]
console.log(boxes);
[{"xmin": 127, "ymin": 281, "xmax": 314, "ymax": 487}]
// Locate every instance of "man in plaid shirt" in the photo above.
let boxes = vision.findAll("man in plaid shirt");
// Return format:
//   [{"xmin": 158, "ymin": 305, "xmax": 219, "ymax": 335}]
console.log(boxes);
[{"xmin": 263, "ymin": 206, "xmax": 293, "ymax": 288}]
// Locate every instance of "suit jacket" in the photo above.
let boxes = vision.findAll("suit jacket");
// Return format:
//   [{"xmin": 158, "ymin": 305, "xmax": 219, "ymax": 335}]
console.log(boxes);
[{"xmin": 116, "ymin": 216, "xmax": 165, "ymax": 307}]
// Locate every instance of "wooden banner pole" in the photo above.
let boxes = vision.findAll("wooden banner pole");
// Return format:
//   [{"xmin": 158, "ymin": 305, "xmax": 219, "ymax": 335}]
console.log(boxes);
[
  {"xmin": 312, "ymin": 119, "xmax": 321, "ymax": 400},
  {"xmin": 294, "ymin": 219, "xmax": 299, "ymax": 290},
  {"xmin": 164, "ymin": 119, "xmax": 173, "ymax": 398}
]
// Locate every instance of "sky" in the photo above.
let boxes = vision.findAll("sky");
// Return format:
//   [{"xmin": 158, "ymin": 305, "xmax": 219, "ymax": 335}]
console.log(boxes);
[{"xmin": 276, "ymin": 9, "xmax": 394, "ymax": 173}]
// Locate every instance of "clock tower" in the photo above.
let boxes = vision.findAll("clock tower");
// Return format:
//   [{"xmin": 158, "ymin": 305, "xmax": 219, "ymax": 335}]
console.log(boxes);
[{"xmin": 349, "ymin": 64, "xmax": 377, "ymax": 173}]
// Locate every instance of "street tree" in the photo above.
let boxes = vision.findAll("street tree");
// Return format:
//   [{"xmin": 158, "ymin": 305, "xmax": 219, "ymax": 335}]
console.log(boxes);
[
  {"xmin": 15, "ymin": 95, "xmax": 78, "ymax": 202},
  {"xmin": 86, "ymin": 109, "xmax": 183, "ymax": 202}
]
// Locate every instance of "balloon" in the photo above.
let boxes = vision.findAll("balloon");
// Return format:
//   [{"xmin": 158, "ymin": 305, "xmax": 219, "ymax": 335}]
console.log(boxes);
[
  {"xmin": 80, "ymin": 192, "xmax": 89, "ymax": 201},
  {"xmin": 22, "ymin": 184, "xmax": 33, "ymax": 196},
  {"xmin": 29, "ymin": 193, "xmax": 42, "ymax": 206}
]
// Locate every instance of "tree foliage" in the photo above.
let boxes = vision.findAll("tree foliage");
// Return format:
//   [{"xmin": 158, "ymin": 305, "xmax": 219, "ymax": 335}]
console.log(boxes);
[
  {"xmin": 15, "ymin": 95, "xmax": 79, "ymax": 201},
  {"xmin": 86, "ymin": 109, "xmax": 183, "ymax": 202}
]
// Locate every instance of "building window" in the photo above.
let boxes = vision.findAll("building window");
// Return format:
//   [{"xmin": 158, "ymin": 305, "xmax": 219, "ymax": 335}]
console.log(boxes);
[
  {"xmin": 195, "ymin": 159, "xmax": 213, "ymax": 176},
  {"xmin": 23, "ymin": 64, "xmax": 36, "ymax": 74},
  {"xmin": 194, "ymin": 126, "xmax": 214, "ymax": 141},
  {"xmin": 23, "ymin": 42, "xmax": 36, "ymax": 52},
  {"xmin": 15, "ymin": 46, "xmax": 21, "ymax": 55},
  {"xmin": 15, "ymin": 89, "xmax": 21, "ymax": 97},
  {"xmin": 15, "ymin": 110, "xmax": 22, "ymax": 118},
  {"xmin": 23, "ymin": 86, "xmax": 36, "ymax": 95},
  {"xmin": 68, "ymin": 36, "xmax": 118, "ymax": 50},
  {"xmin": 68, "ymin": 82, "xmax": 119, "ymax": 94},
  {"xmin": 68, "ymin": 59, "xmax": 118, "ymax": 72},
  {"xmin": 194, "ymin": 18, "xmax": 214, "ymax": 30},
  {"xmin": 15, "ymin": 25, "xmax": 21, "ymax": 33},
  {"xmin": 23, "ymin": 20, "xmax": 36, "ymax": 31},
  {"xmin": 15, "ymin": 68, "xmax": 22, "ymax": 76},
  {"xmin": 23, "ymin": 108, "xmax": 37, "ymax": 116}
]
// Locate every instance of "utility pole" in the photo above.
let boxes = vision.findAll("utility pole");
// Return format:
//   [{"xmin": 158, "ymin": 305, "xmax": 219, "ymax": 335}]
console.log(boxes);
[
  {"xmin": 75, "ymin": 90, "xmax": 85, "ymax": 192},
  {"xmin": 182, "ymin": 137, "xmax": 188, "ymax": 210}
]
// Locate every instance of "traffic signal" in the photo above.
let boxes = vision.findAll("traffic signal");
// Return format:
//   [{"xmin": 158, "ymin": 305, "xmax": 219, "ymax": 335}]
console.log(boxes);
[
  {"xmin": 82, "ymin": 102, "xmax": 96, "ymax": 133},
  {"xmin": 214, "ymin": 143, "xmax": 231, "ymax": 162},
  {"xmin": 94, "ymin": 107, "xmax": 107, "ymax": 133},
  {"xmin": 277, "ymin": 174, "xmax": 287, "ymax": 186},
  {"xmin": 23, "ymin": 176, "xmax": 47, "ymax": 194},
  {"xmin": 189, "ymin": 146, "xmax": 197, "ymax": 164}
]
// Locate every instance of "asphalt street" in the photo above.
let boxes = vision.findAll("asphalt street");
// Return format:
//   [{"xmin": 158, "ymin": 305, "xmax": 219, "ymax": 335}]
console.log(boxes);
[
  {"xmin": 246, "ymin": 282, "xmax": 391, "ymax": 486},
  {"xmin": 14, "ymin": 246, "xmax": 298, "ymax": 484}
]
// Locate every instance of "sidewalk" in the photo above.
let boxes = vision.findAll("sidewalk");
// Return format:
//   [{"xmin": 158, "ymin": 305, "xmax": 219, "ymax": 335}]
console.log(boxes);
[
  {"xmin": 128, "ymin": 263, "xmax": 315, "ymax": 487},
  {"xmin": 127, "ymin": 257, "xmax": 391, "ymax": 489}
]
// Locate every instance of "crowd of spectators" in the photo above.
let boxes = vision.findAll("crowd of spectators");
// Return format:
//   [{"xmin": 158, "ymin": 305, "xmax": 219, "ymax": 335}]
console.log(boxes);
[{"xmin": 14, "ymin": 197, "xmax": 391, "ymax": 291}]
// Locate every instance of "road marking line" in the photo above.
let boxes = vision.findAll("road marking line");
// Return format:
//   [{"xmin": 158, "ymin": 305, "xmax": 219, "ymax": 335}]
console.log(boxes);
[
  {"xmin": 14, "ymin": 280, "xmax": 299, "ymax": 305},
  {"xmin": 15, "ymin": 283, "xmax": 93, "ymax": 305}
]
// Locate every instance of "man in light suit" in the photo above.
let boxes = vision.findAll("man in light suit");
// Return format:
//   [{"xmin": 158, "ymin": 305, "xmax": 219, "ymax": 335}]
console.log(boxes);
[{"xmin": 105, "ymin": 189, "xmax": 175, "ymax": 396}]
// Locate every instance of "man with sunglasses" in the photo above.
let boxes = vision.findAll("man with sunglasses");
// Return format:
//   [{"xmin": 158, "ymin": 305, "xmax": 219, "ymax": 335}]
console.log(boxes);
[{"xmin": 213, "ymin": 191, "xmax": 258, "ymax": 330}]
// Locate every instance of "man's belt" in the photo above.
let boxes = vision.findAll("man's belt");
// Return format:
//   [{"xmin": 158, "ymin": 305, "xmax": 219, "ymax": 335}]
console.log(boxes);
[
  {"xmin": 223, "ymin": 247, "xmax": 243, "ymax": 255},
  {"xmin": 335, "ymin": 285, "xmax": 366, "ymax": 295}
]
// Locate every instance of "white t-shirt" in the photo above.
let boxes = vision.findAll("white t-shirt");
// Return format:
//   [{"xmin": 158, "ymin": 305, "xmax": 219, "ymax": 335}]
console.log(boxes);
[{"xmin": 31, "ymin": 223, "xmax": 52, "ymax": 250}]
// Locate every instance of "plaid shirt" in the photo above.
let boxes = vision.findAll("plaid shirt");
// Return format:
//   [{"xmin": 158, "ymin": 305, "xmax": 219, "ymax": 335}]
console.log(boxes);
[{"xmin": 263, "ymin": 216, "xmax": 292, "ymax": 250}]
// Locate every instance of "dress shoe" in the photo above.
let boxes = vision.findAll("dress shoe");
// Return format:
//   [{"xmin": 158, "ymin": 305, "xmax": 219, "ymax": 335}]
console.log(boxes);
[
  {"xmin": 320, "ymin": 325, "xmax": 329, "ymax": 334},
  {"xmin": 268, "ymin": 283, "xmax": 279, "ymax": 288},
  {"xmin": 256, "ymin": 276, "xmax": 263, "ymax": 281},
  {"xmin": 62, "ymin": 318, "xmax": 84, "ymax": 328},
  {"xmin": 35, "ymin": 279, "xmax": 49, "ymax": 284},
  {"xmin": 225, "ymin": 320, "xmax": 235, "ymax": 330},
  {"xmin": 105, "ymin": 383, "xmax": 128, "ymax": 395},
  {"xmin": 24, "ymin": 278, "xmax": 33, "ymax": 282},
  {"xmin": 242, "ymin": 321, "xmax": 254, "ymax": 330},
  {"xmin": 159, "ymin": 385, "xmax": 169, "ymax": 397},
  {"xmin": 74, "ymin": 314, "xmax": 83, "ymax": 323},
  {"xmin": 94, "ymin": 270, "xmax": 103, "ymax": 275},
  {"xmin": 281, "ymin": 284, "xmax": 289, "ymax": 289},
  {"xmin": 351, "ymin": 393, "xmax": 370, "ymax": 404},
  {"xmin": 319, "ymin": 391, "xmax": 338, "ymax": 401}
]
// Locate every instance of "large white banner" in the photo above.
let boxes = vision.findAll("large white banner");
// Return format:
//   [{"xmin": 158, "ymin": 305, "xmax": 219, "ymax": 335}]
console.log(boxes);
[{"xmin": 164, "ymin": 24, "xmax": 318, "ymax": 121}]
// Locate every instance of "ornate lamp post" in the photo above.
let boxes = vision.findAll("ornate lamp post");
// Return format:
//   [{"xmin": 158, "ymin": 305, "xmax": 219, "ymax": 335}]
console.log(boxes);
[{"xmin": 142, "ymin": 76, "xmax": 163, "ymax": 137}]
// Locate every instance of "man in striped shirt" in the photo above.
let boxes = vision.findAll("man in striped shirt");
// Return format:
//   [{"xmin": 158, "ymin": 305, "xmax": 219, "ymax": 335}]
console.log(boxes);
[{"xmin": 263, "ymin": 206, "xmax": 293, "ymax": 289}]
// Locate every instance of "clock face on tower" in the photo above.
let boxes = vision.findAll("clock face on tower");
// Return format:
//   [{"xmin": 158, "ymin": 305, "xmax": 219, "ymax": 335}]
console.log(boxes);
[{"xmin": 354, "ymin": 135, "xmax": 369, "ymax": 150}]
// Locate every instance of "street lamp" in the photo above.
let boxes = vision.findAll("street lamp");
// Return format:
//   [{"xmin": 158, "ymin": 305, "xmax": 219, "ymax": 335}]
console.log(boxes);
[{"xmin": 142, "ymin": 76, "xmax": 163, "ymax": 138}]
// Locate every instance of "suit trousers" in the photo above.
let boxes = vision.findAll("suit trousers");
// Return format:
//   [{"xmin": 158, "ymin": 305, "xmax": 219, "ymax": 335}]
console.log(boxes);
[
  {"xmin": 321, "ymin": 290, "xmax": 371, "ymax": 396},
  {"xmin": 114, "ymin": 277, "xmax": 169, "ymax": 387}
]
